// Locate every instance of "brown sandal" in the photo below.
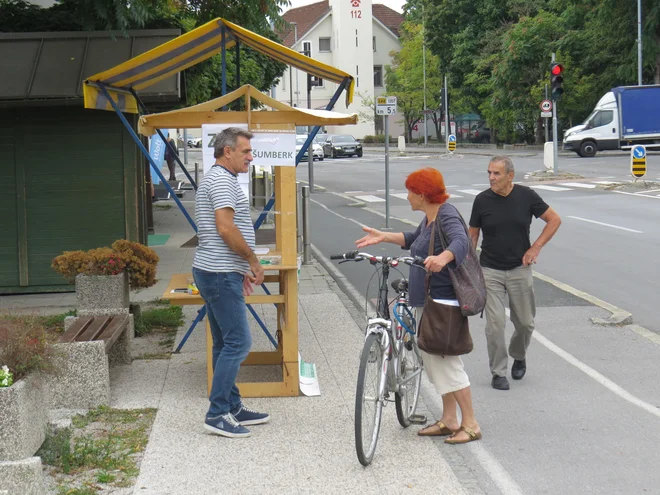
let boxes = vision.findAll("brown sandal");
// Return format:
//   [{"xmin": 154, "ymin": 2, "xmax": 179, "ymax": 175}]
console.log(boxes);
[
  {"xmin": 444, "ymin": 426, "xmax": 482, "ymax": 444},
  {"xmin": 418, "ymin": 421, "xmax": 455, "ymax": 437}
]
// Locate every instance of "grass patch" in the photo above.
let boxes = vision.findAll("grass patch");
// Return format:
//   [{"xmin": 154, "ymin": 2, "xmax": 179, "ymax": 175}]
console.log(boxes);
[
  {"xmin": 39, "ymin": 310, "xmax": 77, "ymax": 334},
  {"xmin": 39, "ymin": 406, "xmax": 156, "ymax": 493},
  {"xmin": 135, "ymin": 352, "xmax": 172, "ymax": 360},
  {"xmin": 134, "ymin": 305, "xmax": 183, "ymax": 337}
]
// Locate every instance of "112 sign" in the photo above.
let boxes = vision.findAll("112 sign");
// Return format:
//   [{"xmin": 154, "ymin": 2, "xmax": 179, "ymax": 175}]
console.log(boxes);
[{"xmin": 350, "ymin": 0, "xmax": 361, "ymax": 18}]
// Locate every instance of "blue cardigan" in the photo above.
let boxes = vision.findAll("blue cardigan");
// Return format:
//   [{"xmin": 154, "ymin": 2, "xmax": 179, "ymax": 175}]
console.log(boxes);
[{"xmin": 402, "ymin": 203, "xmax": 470, "ymax": 307}]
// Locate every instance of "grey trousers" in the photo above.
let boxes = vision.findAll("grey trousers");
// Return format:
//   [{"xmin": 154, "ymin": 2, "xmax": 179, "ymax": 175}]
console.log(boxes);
[{"xmin": 482, "ymin": 265, "xmax": 536, "ymax": 377}]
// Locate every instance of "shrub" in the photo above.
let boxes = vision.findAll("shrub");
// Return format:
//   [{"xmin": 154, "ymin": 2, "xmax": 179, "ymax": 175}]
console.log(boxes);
[
  {"xmin": 51, "ymin": 240, "xmax": 159, "ymax": 290},
  {"xmin": 0, "ymin": 316, "xmax": 61, "ymax": 383},
  {"xmin": 362, "ymin": 135, "xmax": 375, "ymax": 143}
]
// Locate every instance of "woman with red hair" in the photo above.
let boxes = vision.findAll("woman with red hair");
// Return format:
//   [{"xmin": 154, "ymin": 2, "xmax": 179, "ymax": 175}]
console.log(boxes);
[{"xmin": 356, "ymin": 167, "xmax": 482, "ymax": 444}]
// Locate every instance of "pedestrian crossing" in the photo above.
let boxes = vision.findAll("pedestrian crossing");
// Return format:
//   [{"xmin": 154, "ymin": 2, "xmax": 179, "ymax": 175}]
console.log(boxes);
[{"xmin": 344, "ymin": 179, "xmax": 647, "ymax": 204}]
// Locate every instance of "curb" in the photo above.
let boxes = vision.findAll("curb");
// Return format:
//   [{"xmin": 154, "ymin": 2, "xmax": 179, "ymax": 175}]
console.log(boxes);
[{"xmin": 531, "ymin": 271, "xmax": 633, "ymax": 326}]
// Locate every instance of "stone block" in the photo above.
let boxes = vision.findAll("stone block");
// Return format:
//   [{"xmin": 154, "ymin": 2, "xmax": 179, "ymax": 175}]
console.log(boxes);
[
  {"xmin": 107, "ymin": 314, "xmax": 134, "ymax": 366},
  {"xmin": 0, "ymin": 375, "xmax": 47, "ymax": 461},
  {"xmin": 0, "ymin": 457, "xmax": 45, "ymax": 495},
  {"xmin": 45, "ymin": 341, "xmax": 110, "ymax": 409},
  {"xmin": 76, "ymin": 272, "xmax": 129, "ymax": 316}
]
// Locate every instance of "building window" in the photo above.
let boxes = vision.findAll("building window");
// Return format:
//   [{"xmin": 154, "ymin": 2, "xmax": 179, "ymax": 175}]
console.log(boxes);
[
  {"xmin": 373, "ymin": 36, "xmax": 376, "ymax": 52},
  {"xmin": 302, "ymin": 40, "xmax": 312, "ymax": 57},
  {"xmin": 310, "ymin": 76, "xmax": 325, "ymax": 88},
  {"xmin": 319, "ymin": 37, "xmax": 331, "ymax": 52},
  {"xmin": 374, "ymin": 65, "xmax": 383, "ymax": 87}
]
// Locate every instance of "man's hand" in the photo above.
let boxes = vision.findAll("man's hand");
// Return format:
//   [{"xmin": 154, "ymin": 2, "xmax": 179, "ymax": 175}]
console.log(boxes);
[
  {"xmin": 522, "ymin": 245, "xmax": 541, "ymax": 266},
  {"xmin": 249, "ymin": 259, "xmax": 265, "ymax": 286},
  {"xmin": 356, "ymin": 227, "xmax": 385, "ymax": 248},
  {"xmin": 243, "ymin": 274, "xmax": 255, "ymax": 296},
  {"xmin": 424, "ymin": 255, "xmax": 447, "ymax": 273}
]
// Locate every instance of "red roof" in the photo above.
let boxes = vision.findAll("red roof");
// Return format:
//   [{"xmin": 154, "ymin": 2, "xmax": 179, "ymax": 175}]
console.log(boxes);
[{"xmin": 279, "ymin": 1, "xmax": 403, "ymax": 47}]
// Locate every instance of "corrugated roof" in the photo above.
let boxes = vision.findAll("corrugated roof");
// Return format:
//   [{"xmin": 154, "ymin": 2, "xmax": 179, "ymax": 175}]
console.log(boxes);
[
  {"xmin": 279, "ymin": 1, "xmax": 403, "ymax": 46},
  {"xmin": 0, "ymin": 30, "xmax": 180, "ymax": 101}
]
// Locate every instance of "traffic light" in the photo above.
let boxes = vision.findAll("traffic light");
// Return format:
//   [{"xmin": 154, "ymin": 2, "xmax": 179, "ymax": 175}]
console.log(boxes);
[
  {"xmin": 550, "ymin": 63, "xmax": 564, "ymax": 101},
  {"xmin": 307, "ymin": 74, "xmax": 322, "ymax": 88}
]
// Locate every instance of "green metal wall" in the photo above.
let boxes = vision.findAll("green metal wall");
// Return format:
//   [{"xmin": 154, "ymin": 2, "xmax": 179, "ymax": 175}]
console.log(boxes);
[{"xmin": 0, "ymin": 106, "xmax": 145, "ymax": 293}]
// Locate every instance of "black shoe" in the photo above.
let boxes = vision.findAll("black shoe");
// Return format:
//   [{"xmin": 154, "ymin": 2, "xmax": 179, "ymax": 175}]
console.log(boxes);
[
  {"xmin": 511, "ymin": 359, "xmax": 526, "ymax": 380},
  {"xmin": 491, "ymin": 375, "xmax": 510, "ymax": 390}
]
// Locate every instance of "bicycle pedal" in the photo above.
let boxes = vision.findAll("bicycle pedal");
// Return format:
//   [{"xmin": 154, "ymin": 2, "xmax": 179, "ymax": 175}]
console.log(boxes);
[
  {"xmin": 404, "ymin": 341, "xmax": 413, "ymax": 351},
  {"xmin": 408, "ymin": 414, "xmax": 427, "ymax": 424}
]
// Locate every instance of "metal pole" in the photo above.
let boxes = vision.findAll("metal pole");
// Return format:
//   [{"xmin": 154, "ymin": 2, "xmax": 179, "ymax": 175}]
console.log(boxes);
[
  {"xmin": 544, "ymin": 84, "xmax": 549, "ymax": 143},
  {"xmin": 444, "ymin": 76, "xmax": 449, "ymax": 144},
  {"xmin": 296, "ymin": 181, "xmax": 303, "ymax": 253},
  {"xmin": 302, "ymin": 185, "xmax": 311, "ymax": 264},
  {"xmin": 385, "ymin": 115, "xmax": 390, "ymax": 228},
  {"xmin": 183, "ymin": 129, "xmax": 188, "ymax": 165},
  {"xmin": 289, "ymin": 22, "xmax": 297, "ymax": 106},
  {"xmin": 294, "ymin": 24, "xmax": 299, "ymax": 108},
  {"xmin": 552, "ymin": 53, "xmax": 559, "ymax": 174},
  {"xmin": 194, "ymin": 162, "xmax": 199, "ymax": 187},
  {"xmin": 307, "ymin": 64, "xmax": 314, "ymax": 192},
  {"xmin": 638, "ymin": 0, "xmax": 643, "ymax": 85},
  {"xmin": 422, "ymin": 6, "xmax": 427, "ymax": 146}
]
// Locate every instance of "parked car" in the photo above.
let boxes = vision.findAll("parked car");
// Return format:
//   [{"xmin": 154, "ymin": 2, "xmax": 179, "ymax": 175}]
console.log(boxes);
[
  {"xmin": 322, "ymin": 134, "xmax": 363, "ymax": 158},
  {"xmin": 469, "ymin": 122, "xmax": 491, "ymax": 143},
  {"xmin": 313, "ymin": 133, "xmax": 328, "ymax": 145},
  {"xmin": 187, "ymin": 137, "xmax": 202, "ymax": 148},
  {"xmin": 296, "ymin": 136, "xmax": 324, "ymax": 161}
]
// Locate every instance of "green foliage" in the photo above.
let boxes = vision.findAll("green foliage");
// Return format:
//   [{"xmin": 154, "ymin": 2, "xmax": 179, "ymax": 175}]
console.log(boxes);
[
  {"xmin": 419, "ymin": 0, "xmax": 660, "ymax": 143},
  {"xmin": 134, "ymin": 305, "xmax": 183, "ymax": 337}
]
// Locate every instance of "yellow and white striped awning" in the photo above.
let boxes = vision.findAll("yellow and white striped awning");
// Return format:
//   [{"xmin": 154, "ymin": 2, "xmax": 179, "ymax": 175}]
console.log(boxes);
[{"xmin": 83, "ymin": 18, "xmax": 355, "ymax": 114}]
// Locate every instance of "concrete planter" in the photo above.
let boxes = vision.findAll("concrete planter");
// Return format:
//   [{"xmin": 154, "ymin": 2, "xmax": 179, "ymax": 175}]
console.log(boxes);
[
  {"xmin": 0, "ymin": 374, "xmax": 47, "ymax": 461},
  {"xmin": 75, "ymin": 272, "xmax": 129, "ymax": 316}
]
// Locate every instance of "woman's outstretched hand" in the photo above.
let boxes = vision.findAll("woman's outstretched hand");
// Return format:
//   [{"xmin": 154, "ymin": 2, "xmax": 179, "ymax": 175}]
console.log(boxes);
[{"xmin": 356, "ymin": 226, "xmax": 385, "ymax": 248}]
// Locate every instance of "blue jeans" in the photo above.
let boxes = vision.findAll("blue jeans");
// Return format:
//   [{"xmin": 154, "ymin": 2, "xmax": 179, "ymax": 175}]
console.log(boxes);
[{"xmin": 192, "ymin": 268, "xmax": 252, "ymax": 417}]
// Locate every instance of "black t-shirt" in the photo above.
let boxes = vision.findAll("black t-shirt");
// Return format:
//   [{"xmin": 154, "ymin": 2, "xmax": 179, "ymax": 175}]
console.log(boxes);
[{"xmin": 469, "ymin": 185, "xmax": 549, "ymax": 270}]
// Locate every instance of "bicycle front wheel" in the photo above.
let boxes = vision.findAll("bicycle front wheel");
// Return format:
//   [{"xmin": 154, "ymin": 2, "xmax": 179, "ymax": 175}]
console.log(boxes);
[
  {"xmin": 395, "ymin": 332, "xmax": 423, "ymax": 427},
  {"xmin": 355, "ymin": 332, "xmax": 385, "ymax": 466}
]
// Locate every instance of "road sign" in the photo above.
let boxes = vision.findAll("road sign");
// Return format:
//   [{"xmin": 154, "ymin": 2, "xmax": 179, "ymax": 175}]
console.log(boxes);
[
  {"xmin": 376, "ymin": 96, "xmax": 398, "ymax": 116},
  {"xmin": 540, "ymin": 99, "xmax": 553, "ymax": 112},
  {"xmin": 631, "ymin": 145, "xmax": 647, "ymax": 178},
  {"xmin": 447, "ymin": 134, "xmax": 456, "ymax": 152},
  {"xmin": 541, "ymin": 111, "xmax": 552, "ymax": 118}
]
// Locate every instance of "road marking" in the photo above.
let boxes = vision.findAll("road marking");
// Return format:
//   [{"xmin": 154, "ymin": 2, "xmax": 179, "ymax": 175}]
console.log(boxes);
[
  {"xmin": 593, "ymin": 181, "xmax": 618, "ymax": 185},
  {"xmin": 391, "ymin": 193, "xmax": 409, "ymax": 200},
  {"xmin": 471, "ymin": 183, "xmax": 489, "ymax": 187},
  {"xmin": 448, "ymin": 193, "xmax": 463, "ymax": 199},
  {"xmin": 503, "ymin": 308, "xmax": 660, "ymax": 419},
  {"xmin": 354, "ymin": 195, "xmax": 385, "ymax": 203},
  {"xmin": 534, "ymin": 332, "xmax": 660, "ymax": 420},
  {"xmin": 310, "ymin": 198, "xmax": 366, "ymax": 228},
  {"xmin": 598, "ymin": 176, "xmax": 616, "ymax": 179},
  {"xmin": 468, "ymin": 444, "xmax": 525, "ymax": 495},
  {"xmin": 376, "ymin": 189, "xmax": 386, "ymax": 192},
  {"xmin": 637, "ymin": 188, "xmax": 660, "ymax": 194},
  {"xmin": 530, "ymin": 185, "xmax": 573, "ymax": 192},
  {"xmin": 457, "ymin": 189, "xmax": 482, "ymax": 196},
  {"xmin": 345, "ymin": 191, "xmax": 363, "ymax": 194},
  {"xmin": 559, "ymin": 182, "xmax": 597, "ymax": 189},
  {"xmin": 567, "ymin": 215, "xmax": 643, "ymax": 233},
  {"xmin": 613, "ymin": 190, "xmax": 660, "ymax": 200}
]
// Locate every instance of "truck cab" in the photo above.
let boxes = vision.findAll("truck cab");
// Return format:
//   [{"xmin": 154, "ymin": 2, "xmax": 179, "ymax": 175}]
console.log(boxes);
[{"xmin": 563, "ymin": 92, "xmax": 619, "ymax": 157}]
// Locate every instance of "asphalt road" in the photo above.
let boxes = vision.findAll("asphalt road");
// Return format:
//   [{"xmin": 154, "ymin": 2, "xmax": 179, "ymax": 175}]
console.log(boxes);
[{"xmin": 295, "ymin": 150, "xmax": 660, "ymax": 334}]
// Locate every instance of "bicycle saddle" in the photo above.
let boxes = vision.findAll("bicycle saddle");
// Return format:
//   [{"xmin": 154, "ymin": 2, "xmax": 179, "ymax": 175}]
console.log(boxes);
[{"xmin": 391, "ymin": 278, "xmax": 408, "ymax": 292}]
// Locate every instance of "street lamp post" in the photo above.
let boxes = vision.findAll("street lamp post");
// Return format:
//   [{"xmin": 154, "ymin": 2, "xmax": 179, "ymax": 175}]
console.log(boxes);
[{"xmin": 289, "ymin": 22, "xmax": 297, "ymax": 106}]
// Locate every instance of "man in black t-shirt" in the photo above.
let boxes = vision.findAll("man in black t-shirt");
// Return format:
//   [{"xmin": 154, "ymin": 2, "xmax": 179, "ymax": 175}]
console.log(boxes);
[{"xmin": 469, "ymin": 156, "xmax": 561, "ymax": 391}]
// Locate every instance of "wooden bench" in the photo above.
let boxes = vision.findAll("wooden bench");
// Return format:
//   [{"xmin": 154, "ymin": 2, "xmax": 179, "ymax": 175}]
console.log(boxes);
[{"xmin": 59, "ymin": 314, "xmax": 130, "ymax": 353}]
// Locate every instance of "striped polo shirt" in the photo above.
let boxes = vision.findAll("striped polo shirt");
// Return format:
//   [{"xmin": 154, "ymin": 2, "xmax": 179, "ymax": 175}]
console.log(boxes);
[{"xmin": 192, "ymin": 165, "xmax": 255, "ymax": 274}]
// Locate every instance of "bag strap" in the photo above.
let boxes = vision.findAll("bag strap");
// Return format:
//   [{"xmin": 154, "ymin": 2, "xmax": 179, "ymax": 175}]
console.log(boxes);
[{"xmin": 425, "ymin": 217, "xmax": 435, "ymax": 294}]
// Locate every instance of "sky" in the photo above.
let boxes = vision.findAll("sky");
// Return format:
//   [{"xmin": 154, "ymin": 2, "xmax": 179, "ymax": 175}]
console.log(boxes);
[{"xmin": 284, "ymin": 0, "xmax": 405, "ymax": 14}]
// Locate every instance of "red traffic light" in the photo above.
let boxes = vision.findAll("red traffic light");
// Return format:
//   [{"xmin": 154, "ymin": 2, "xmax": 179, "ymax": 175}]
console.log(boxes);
[{"xmin": 551, "ymin": 63, "xmax": 564, "ymax": 76}]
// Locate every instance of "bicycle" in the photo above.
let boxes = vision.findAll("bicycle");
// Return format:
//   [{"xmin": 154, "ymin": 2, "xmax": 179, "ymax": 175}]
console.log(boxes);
[{"xmin": 330, "ymin": 250, "xmax": 427, "ymax": 466}]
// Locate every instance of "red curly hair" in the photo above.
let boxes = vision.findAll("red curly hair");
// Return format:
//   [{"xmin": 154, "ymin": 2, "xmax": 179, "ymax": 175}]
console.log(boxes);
[{"xmin": 405, "ymin": 167, "xmax": 449, "ymax": 204}]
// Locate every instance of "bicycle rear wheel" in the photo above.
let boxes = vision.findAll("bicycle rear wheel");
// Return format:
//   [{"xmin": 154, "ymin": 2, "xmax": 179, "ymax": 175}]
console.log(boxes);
[
  {"xmin": 395, "ymin": 332, "xmax": 423, "ymax": 427},
  {"xmin": 355, "ymin": 332, "xmax": 385, "ymax": 466}
]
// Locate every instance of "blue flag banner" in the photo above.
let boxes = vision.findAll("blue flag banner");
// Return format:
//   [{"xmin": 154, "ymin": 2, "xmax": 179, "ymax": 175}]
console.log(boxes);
[{"xmin": 149, "ymin": 133, "xmax": 167, "ymax": 185}]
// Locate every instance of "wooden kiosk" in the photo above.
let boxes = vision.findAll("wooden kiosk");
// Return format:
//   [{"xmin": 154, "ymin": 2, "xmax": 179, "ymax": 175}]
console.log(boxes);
[{"xmin": 139, "ymin": 85, "xmax": 357, "ymax": 397}]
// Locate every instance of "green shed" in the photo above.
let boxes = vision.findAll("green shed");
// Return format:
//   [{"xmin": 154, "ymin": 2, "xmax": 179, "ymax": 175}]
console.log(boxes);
[{"xmin": 0, "ymin": 29, "xmax": 180, "ymax": 293}]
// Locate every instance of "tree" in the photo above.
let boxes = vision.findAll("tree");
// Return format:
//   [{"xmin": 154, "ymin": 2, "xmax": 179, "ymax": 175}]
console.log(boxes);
[{"xmin": 385, "ymin": 21, "xmax": 443, "ymax": 142}]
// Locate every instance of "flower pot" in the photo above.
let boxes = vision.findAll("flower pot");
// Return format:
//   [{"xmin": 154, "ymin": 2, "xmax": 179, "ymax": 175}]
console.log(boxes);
[
  {"xmin": 75, "ymin": 272, "xmax": 129, "ymax": 316},
  {"xmin": 0, "ymin": 374, "xmax": 47, "ymax": 461}
]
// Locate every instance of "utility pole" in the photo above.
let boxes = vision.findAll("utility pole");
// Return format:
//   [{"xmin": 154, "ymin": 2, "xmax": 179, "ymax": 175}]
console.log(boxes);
[
  {"xmin": 552, "ymin": 53, "xmax": 559, "ymax": 174},
  {"xmin": 444, "ymin": 75, "xmax": 449, "ymax": 144},
  {"xmin": 422, "ymin": 5, "xmax": 428, "ymax": 146},
  {"xmin": 544, "ymin": 84, "xmax": 549, "ymax": 143},
  {"xmin": 289, "ymin": 22, "xmax": 297, "ymax": 106},
  {"xmin": 306, "ymin": 49, "xmax": 314, "ymax": 192},
  {"xmin": 638, "ymin": 0, "xmax": 643, "ymax": 85}
]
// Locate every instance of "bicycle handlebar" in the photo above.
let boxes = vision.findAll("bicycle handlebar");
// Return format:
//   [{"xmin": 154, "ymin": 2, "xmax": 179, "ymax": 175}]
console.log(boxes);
[{"xmin": 330, "ymin": 251, "xmax": 426, "ymax": 267}]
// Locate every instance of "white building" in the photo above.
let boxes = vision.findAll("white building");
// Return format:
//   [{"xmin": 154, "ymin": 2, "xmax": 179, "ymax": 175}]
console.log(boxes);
[{"xmin": 277, "ymin": 0, "xmax": 404, "ymax": 139}]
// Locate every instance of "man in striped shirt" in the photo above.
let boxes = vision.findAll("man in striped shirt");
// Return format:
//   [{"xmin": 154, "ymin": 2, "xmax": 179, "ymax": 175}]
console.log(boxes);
[{"xmin": 192, "ymin": 127, "xmax": 268, "ymax": 438}]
